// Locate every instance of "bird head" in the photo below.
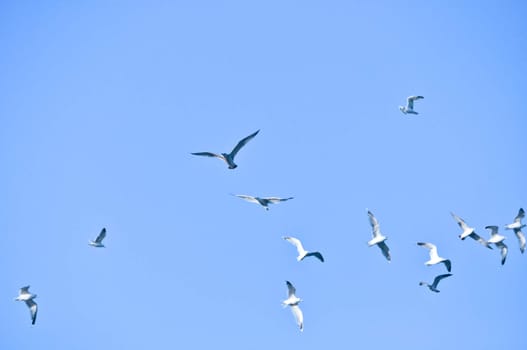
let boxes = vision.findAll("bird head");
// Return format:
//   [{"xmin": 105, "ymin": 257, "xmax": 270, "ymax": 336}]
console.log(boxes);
[{"xmin": 399, "ymin": 106, "xmax": 406, "ymax": 113}]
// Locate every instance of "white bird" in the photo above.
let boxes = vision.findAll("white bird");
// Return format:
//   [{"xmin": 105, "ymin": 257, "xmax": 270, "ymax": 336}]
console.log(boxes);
[
  {"xmin": 399, "ymin": 95, "xmax": 424, "ymax": 115},
  {"xmin": 283, "ymin": 236, "xmax": 324, "ymax": 262},
  {"xmin": 89, "ymin": 228, "xmax": 107, "ymax": 248},
  {"xmin": 191, "ymin": 130, "xmax": 260, "ymax": 169},
  {"xmin": 367, "ymin": 210, "xmax": 391, "ymax": 262},
  {"xmin": 505, "ymin": 208, "xmax": 525, "ymax": 253},
  {"xmin": 233, "ymin": 194, "xmax": 293, "ymax": 210},
  {"xmin": 282, "ymin": 281, "xmax": 303, "ymax": 332},
  {"xmin": 450, "ymin": 212, "xmax": 492, "ymax": 249},
  {"xmin": 417, "ymin": 242, "xmax": 452, "ymax": 272},
  {"xmin": 15, "ymin": 286, "xmax": 38, "ymax": 325},
  {"xmin": 485, "ymin": 226, "xmax": 508, "ymax": 265},
  {"xmin": 419, "ymin": 274, "xmax": 453, "ymax": 293}
]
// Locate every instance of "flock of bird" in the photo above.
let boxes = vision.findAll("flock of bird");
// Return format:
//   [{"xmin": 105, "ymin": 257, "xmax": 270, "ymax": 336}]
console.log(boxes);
[{"xmin": 14, "ymin": 95, "xmax": 525, "ymax": 332}]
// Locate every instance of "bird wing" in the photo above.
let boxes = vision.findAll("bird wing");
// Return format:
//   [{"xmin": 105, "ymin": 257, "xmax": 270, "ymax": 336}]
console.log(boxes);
[
  {"xmin": 407, "ymin": 95, "xmax": 423, "ymax": 109},
  {"xmin": 290, "ymin": 305, "xmax": 304, "ymax": 332},
  {"xmin": 431, "ymin": 273, "xmax": 453, "ymax": 288},
  {"xmin": 443, "ymin": 259, "xmax": 452, "ymax": 273},
  {"xmin": 265, "ymin": 197, "xmax": 293, "ymax": 203},
  {"xmin": 306, "ymin": 251, "xmax": 325, "ymax": 262},
  {"xmin": 417, "ymin": 242, "xmax": 439, "ymax": 260},
  {"xmin": 19, "ymin": 286, "xmax": 30, "ymax": 295},
  {"xmin": 286, "ymin": 281, "xmax": 296, "ymax": 298},
  {"xmin": 468, "ymin": 232, "xmax": 492, "ymax": 249},
  {"xmin": 95, "ymin": 228, "xmax": 106, "ymax": 243},
  {"xmin": 515, "ymin": 208, "xmax": 525, "ymax": 222},
  {"xmin": 191, "ymin": 152, "xmax": 223, "ymax": 159},
  {"xmin": 451, "ymin": 212, "xmax": 470, "ymax": 231},
  {"xmin": 514, "ymin": 229, "xmax": 526, "ymax": 253},
  {"xmin": 406, "ymin": 96, "xmax": 415, "ymax": 109},
  {"xmin": 25, "ymin": 299, "xmax": 38, "ymax": 325},
  {"xmin": 234, "ymin": 194, "xmax": 259, "ymax": 204},
  {"xmin": 229, "ymin": 130, "xmax": 260, "ymax": 158},
  {"xmin": 377, "ymin": 241, "xmax": 391, "ymax": 261},
  {"xmin": 367, "ymin": 210, "xmax": 381, "ymax": 238},
  {"xmin": 283, "ymin": 236, "xmax": 305, "ymax": 256},
  {"xmin": 496, "ymin": 242, "xmax": 508, "ymax": 265},
  {"xmin": 485, "ymin": 225, "xmax": 499, "ymax": 236}
]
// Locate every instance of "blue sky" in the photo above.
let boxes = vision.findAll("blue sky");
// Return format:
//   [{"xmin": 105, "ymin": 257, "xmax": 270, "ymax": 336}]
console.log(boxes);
[{"xmin": 1, "ymin": 1, "xmax": 526, "ymax": 348}]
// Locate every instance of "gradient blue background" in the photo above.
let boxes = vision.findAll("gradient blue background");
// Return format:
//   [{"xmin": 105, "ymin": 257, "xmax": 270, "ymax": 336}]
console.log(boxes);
[{"xmin": 1, "ymin": 1, "xmax": 526, "ymax": 349}]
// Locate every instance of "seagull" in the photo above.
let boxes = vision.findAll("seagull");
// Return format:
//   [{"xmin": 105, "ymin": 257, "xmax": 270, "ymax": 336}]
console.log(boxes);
[
  {"xmin": 15, "ymin": 286, "xmax": 38, "ymax": 325},
  {"xmin": 485, "ymin": 226, "xmax": 508, "ymax": 265},
  {"xmin": 505, "ymin": 208, "xmax": 525, "ymax": 230},
  {"xmin": 89, "ymin": 228, "xmax": 107, "ymax": 248},
  {"xmin": 282, "ymin": 281, "xmax": 303, "ymax": 332},
  {"xmin": 417, "ymin": 242, "xmax": 452, "ymax": 272},
  {"xmin": 399, "ymin": 95, "xmax": 424, "ymax": 115},
  {"xmin": 450, "ymin": 212, "xmax": 492, "ymax": 249},
  {"xmin": 283, "ymin": 236, "xmax": 324, "ymax": 262},
  {"xmin": 233, "ymin": 194, "xmax": 293, "ymax": 210},
  {"xmin": 505, "ymin": 208, "xmax": 526, "ymax": 253},
  {"xmin": 367, "ymin": 210, "xmax": 391, "ymax": 262},
  {"xmin": 191, "ymin": 129, "xmax": 260, "ymax": 169},
  {"xmin": 419, "ymin": 274, "xmax": 453, "ymax": 293}
]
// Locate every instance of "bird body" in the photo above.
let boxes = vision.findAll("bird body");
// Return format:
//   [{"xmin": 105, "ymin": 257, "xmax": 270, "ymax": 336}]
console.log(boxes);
[
  {"xmin": 89, "ymin": 228, "xmax": 107, "ymax": 248},
  {"xmin": 486, "ymin": 226, "xmax": 506, "ymax": 244},
  {"xmin": 399, "ymin": 95, "xmax": 424, "ymax": 115},
  {"xmin": 282, "ymin": 281, "xmax": 303, "ymax": 332},
  {"xmin": 419, "ymin": 274, "xmax": 453, "ymax": 293},
  {"xmin": 367, "ymin": 210, "xmax": 391, "ymax": 261},
  {"xmin": 191, "ymin": 130, "xmax": 259, "ymax": 169},
  {"xmin": 417, "ymin": 242, "xmax": 452, "ymax": 272},
  {"xmin": 485, "ymin": 226, "xmax": 508, "ymax": 265},
  {"xmin": 283, "ymin": 236, "xmax": 324, "ymax": 262},
  {"xmin": 451, "ymin": 212, "xmax": 475, "ymax": 239},
  {"xmin": 15, "ymin": 286, "xmax": 38, "ymax": 325}
]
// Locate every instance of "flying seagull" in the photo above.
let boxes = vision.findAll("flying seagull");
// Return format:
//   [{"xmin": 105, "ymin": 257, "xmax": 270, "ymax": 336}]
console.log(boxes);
[
  {"xmin": 450, "ymin": 212, "xmax": 492, "ymax": 249},
  {"xmin": 191, "ymin": 129, "xmax": 260, "ymax": 169},
  {"xmin": 399, "ymin": 95, "xmax": 424, "ymax": 115},
  {"xmin": 89, "ymin": 228, "xmax": 107, "ymax": 248},
  {"xmin": 485, "ymin": 226, "xmax": 508, "ymax": 265},
  {"xmin": 233, "ymin": 194, "xmax": 293, "ymax": 210},
  {"xmin": 367, "ymin": 210, "xmax": 391, "ymax": 262},
  {"xmin": 419, "ymin": 274, "xmax": 453, "ymax": 293},
  {"xmin": 505, "ymin": 208, "xmax": 525, "ymax": 253},
  {"xmin": 15, "ymin": 286, "xmax": 38, "ymax": 325},
  {"xmin": 282, "ymin": 281, "xmax": 303, "ymax": 332},
  {"xmin": 283, "ymin": 236, "xmax": 324, "ymax": 262},
  {"xmin": 417, "ymin": 242, "xmax": 452, "ymax": 272}
]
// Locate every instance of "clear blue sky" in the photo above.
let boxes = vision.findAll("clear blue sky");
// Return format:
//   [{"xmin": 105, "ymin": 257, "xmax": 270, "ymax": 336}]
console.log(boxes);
[{"xmin": 1, "ymin": 1, "xmax": 526, "ymax": 349}]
